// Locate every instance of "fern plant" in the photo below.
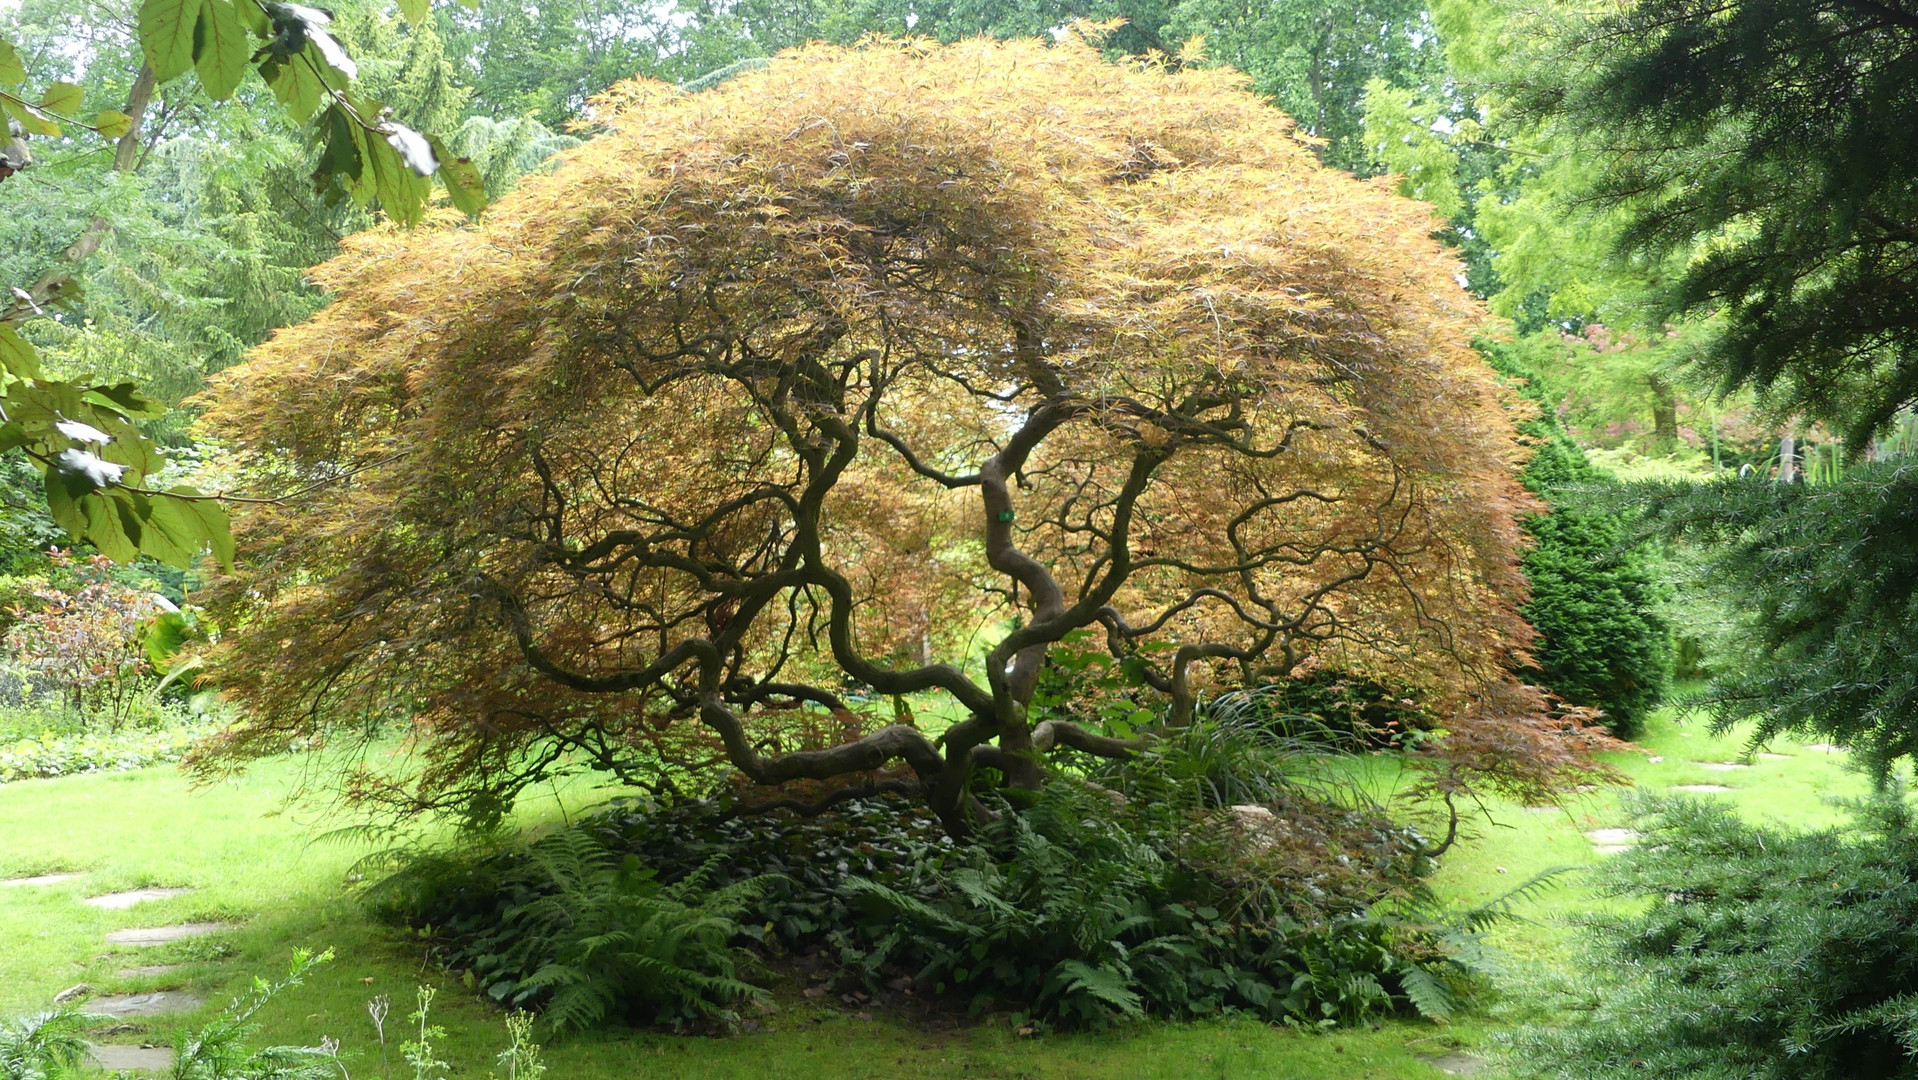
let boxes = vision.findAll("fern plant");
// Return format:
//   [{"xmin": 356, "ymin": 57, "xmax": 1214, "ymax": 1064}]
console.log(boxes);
[
  {"xmin": 482, "ymin": 829, "xmax": 769, "ymax": 1032},
  {"xmin": 844, "ymin": 778, "xmax": 1515, "ymax": 1029},
  {"xmin": 0, "ymin": 1009, "xmax": 89, "ymax": 1080}
]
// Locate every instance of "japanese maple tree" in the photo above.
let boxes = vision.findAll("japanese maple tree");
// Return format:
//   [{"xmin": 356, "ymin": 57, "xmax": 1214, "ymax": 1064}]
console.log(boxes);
[{"xmin": 198, "ymin": 36, "xmax": 1605, "ymax": 835}]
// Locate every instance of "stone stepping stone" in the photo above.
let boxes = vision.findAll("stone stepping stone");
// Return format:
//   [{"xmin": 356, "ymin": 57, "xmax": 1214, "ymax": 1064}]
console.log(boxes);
[
  {"xmin": 118, "ymin": 964, "xmax": 185, "ymax": 978},
  {"xmin": 1697, "ymin": 762, "xmax": 1751, "ymax": 771},
  {"xmin": 106, "ymin": 923, "xmax": 230, "ymax": 946},
  {"xmin": 1419, "ymin": 1051, "xmax": 1488, "ymax": 1075},
  {"xmin": 84, "ymin": 888, "xmax": 192, "ymax": 909},
  {"xmin": 0, "ymin": 872, "xmax": 80, "ymax": 887},
  {"xmin": 88, "ymin": 1043, "xmax": 174, "ymax": 1073},
  {"xmin": 1672, "ymin": 784, "xmax": 1733, "ymax": 793},
  {"xmin": 1802, "ymin": 742, "xmax": 1844, "ymax": 752},
  {"xmin": 1757, "ymin": 752, "xmax": 1791, "ymax": 760},
  {"xmin": 1586, "ymin": 827, "xmax": 1638, "ymax": 855},
  {"xmin": 90, "ymin": 991, "xmax": 204, "ymax": 1018}
]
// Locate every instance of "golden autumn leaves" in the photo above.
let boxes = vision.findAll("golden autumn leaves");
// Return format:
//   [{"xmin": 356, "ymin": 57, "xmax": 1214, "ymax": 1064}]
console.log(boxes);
[{"xmin": 193, "ymin": 36, "xmax": 1601, "ymax": 828}]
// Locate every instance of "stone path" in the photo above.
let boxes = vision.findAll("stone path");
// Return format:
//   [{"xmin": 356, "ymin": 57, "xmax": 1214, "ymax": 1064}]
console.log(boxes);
[
  {"xmin": 105, "ymin": 922, "xmax": 230, "ymax": 946},
  {"xmin": 1803, "ymin": 743, "xmax": 1844, "ymax": 752},
  {"xmin": 0, "ymin": 872, "xmax": 80, "ymax": 887},
  {"xmin": 1586, "ymin": 827, "xmax": 1639, "ymax": 855},
  {"xmin": 1757, "ymin": 752, "xmax": 1792, "ymax": 760},
  {"xmin": 1671, "ymin": 784, "xmax": 1733, "ymax": 793},
  {"xmin": 1698, "ymin": 761, "xmax": 1752, "ymax": 771},
  {"xmin": 1419, "ymin": 1051, "xmax": 1488, "ymax": 1075},
  {"xmin": 89, "ymin": 991, "xmax": 205, "ymax": 1018},
  {"xmin": 88, "ymin": 1043, "xmax": 174, "ymax": 1072},
  {"xmin": 118, "ymin": 964, "xmax": 185, "ymax": 978},
  {"xmin": 84, "ymin": 887, "xmax": 192, "ymax": 909}
]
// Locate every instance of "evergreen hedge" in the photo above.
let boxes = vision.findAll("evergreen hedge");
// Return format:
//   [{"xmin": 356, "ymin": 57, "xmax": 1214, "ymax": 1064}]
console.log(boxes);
[{"xmin": 1486, "ymin": 342, "xmax": 1671, "ymax": 737}]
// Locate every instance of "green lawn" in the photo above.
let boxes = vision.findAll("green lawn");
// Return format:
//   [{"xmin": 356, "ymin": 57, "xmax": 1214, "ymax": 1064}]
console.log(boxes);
[{"xmin": 0, "ymin": 704, "xmax": 1877, "ymax": 1078}]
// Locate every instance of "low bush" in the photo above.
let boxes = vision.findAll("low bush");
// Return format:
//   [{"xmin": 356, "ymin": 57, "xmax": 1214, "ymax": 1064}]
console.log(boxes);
[
  {"xmin": 385, "ymin": 721, "xmax": 1520, "ymax": 1033},
  {"xmin": 843, "ymin": 778, "xmax": 1496, "ymax": 1029},
  {"xmin": 0, "ymin": 704, "xmax": 212, "ymax": 784},
  {"xmin": 2, "ymin": 558, "xmax": 164, "ymax": 727},
  {"xmin": 1201, "ymin": 676, "xmax": 1438, "ymax": 751},
  {"xmin": 1512, "ymin": 792, "xmax": 1918, "ymax": 1079}
]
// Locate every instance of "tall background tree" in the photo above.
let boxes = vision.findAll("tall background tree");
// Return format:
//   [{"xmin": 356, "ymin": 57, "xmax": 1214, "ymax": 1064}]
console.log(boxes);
[
  {"xmin": 1520, "ymin": 0, "xmax": 1918, "ymax": 770},
  {"xmin": 0, "ymin": 0, "xmax": 489, "ymax": 570}
]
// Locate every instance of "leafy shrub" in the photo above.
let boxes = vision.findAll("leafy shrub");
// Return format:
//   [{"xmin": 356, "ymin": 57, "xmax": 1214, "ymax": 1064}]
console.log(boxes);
[
  {"xmin": 0, "ymin": 706, "xmax": 212, "ymax": 784},
  {"xmin": 387, "ymin": 720, "xmax": 1512, "ymax": 1032},
  {"xmin": 1484, "ymin": 341, "xmax": 1672, "ymax": 737},
  {"xmin": 844, "ymin": 779, "xmax": 1483, "ymax": 1029},
  {"xmin": 375, "ymin": 829, "xmax": 768, "ymax": 1032},
  {"xmin": 1512, "ymin": 793, "xmax": 1918, "ymax": 1079},
  {"xmin": 1204, "ymin": 676, "xmax": 1437, "ymax": 751},
  {"xmin": 0, "ymin": 553, "xmax": 172, "ymax": 729}
]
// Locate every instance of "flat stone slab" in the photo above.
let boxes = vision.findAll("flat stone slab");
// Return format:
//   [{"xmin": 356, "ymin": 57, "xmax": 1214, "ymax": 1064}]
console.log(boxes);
[
  {"xmin": 88, "ymin": 1044, "xmax": 174, "ymax": 1072},
  {"xmin": 1671, "ymin": 784, "xmax": 1733, "ymax": 793},
  {"xmin": 90, "ymin": 991, "xmax": 203, "ymax": 1018},
  {"xmin": 118, "ymin": 964, "xmax": 185, "ymax": 978},
  {"xmin": 84, "ymin": 888, "xmax": 192, "ymax": 909},
  {"xmin": 1757, "ymin": 752, "xmax": 1792, "ymax": 760},
  {"xmin": 0, "ymin": 873, "xmax": 80, "ymax": 887},
  {"xmin": 105, "ymin": 922, "xmax": 231, "ymax": 946},
  {"xmin": 1587, "ymin": 827, "xmax": 1638, "ymax": 854},
  {"xmin": 1802, "ymin": 742, "xmax": 1844, "ymax": 752},
  {"xmin": 1420, "ymin": 1052, "xmax": 1488, "ymax": 1075},
  {"xmin": 1698, "ymin": 762, "xmax": 1752, "ymax": 771}
]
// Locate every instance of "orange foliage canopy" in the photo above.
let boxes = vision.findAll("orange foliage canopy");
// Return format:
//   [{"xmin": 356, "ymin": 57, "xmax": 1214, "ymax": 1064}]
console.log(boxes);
[{"xmin": 198, "ymin": 35, "xmax": 1611, "ymax": 834}]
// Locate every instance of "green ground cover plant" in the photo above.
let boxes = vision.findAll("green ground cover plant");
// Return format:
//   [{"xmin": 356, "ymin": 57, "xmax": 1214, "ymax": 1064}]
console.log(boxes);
[
  {"xmin": 380, "ymin": 718, "xmax": 1493, "ymax": 1034},
  {"xmin": 0, "ymin": 708, "xmax": 211, "ymax": 783}
]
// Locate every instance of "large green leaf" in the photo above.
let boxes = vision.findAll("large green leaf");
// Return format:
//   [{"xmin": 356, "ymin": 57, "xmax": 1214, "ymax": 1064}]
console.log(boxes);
[
  {"xmin": 0, "ymin": 423, "xmax": 31, "ymax": 455},
  {"xmin": 38, "ymin": 80, "xmax": 83, "ymax": 117},
  {"xmin": 145, "ymin": 489, "xmax": 233, "ymax": 569},
  {"xmin": 263, "ymin": 49, "xmax": 324, "ymax": 123},
  {"xmin": 361, "ymin": 128, "xmax": 428, "ymax": 224},
  {"xmin": 83, "ymin": 382, "xmax": 168, "ymax": 419},
  {"xmin": 397, "ymin": 0, "xmax": 429, "ymax": 26},
  {"xmin": 0, "ymin": 37, "xmax": 24, "ymax": 86},
  {"xmin": 235, "ymin": 0, "xmax": 269, "ymax": 35},
  {"xmin": 3, "ymin": 97, "xmax": 61, "ymax": 137},
  {"xmin": 80, "ymin": 490, "xmax": 142, "ymax": 563},
  {"xmin": 313, "ymin": 103, "xmax": 364, "ymax": 193},
  {"xmin": 0, "ymin": 326, "xmax": 44, "ymax": 381},
  {"xmin": 140, "ymin": 608, "xmax": 192, "ymax": 668},
  {"xmin": 94, "ymin": 109, "xmax": 134, "ymax": 139},
  {"xmin": 429, "ymin": 135, "xmax": 487, "ymax": 217},
  {"xmin": 193, "ymin": 0, "xmax": 250, "ymax": 100},
  {"xmin": 127, "ymin": 491, "xmax": 193, "ymax": 566},
  {"xmin": 139, "ymin": 0, "xmax": 201, "ymax": 81},
  {"xmin": 43, "ymin": 465, "xmax": 82, "ymax": 536}
]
